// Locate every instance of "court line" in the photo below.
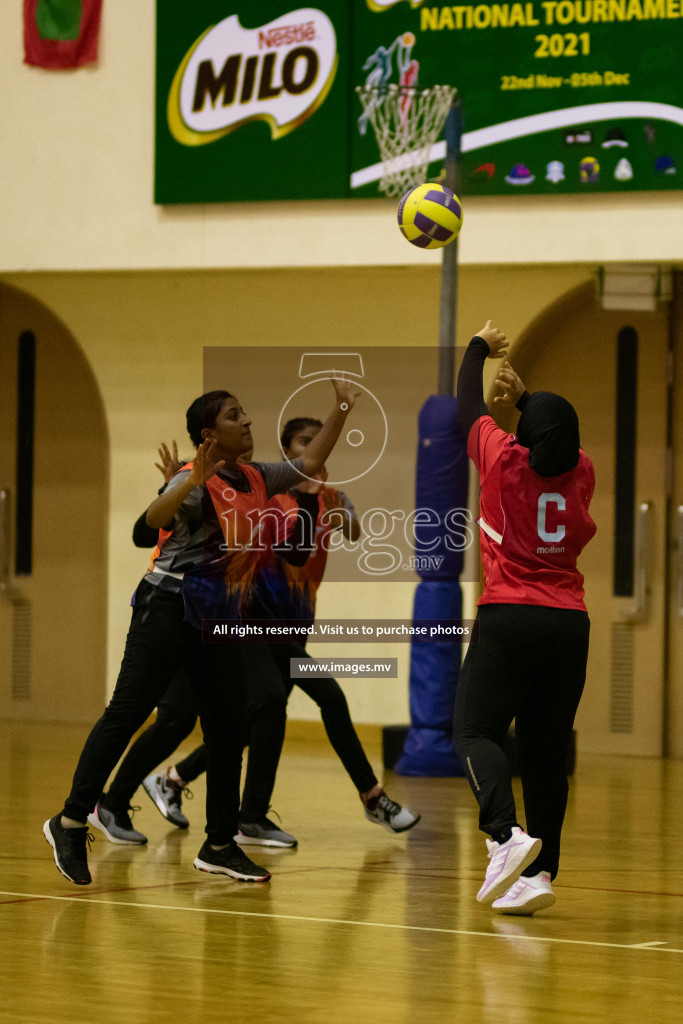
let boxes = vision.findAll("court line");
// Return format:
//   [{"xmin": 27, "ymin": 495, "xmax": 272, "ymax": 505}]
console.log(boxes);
[{"xmin": 1, "ymin": 890, "xmax": 682, "ymax": 955}]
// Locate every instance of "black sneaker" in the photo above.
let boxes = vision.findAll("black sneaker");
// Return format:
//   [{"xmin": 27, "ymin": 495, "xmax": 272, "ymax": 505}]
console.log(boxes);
[
  {"xmin": 87, "ymin": 796, "xmax": 148, "ymax": 845},
  {"xmin": 43, "ymin": 815, "xmax": 93, "ymax": 885},
  {"xmin": 193, "ymin": 840, "xmax": 271, "ymax": 882}
]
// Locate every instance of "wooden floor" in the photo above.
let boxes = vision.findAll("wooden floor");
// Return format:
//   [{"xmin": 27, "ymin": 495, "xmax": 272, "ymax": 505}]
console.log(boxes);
[{"xmin": 2, "ymin": 719, "xmax": 683, "ymax": 1024}]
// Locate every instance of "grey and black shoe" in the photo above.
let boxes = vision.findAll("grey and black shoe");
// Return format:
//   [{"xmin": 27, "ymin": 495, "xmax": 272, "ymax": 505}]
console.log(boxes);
[
  {"xmin": 194, "ymin": 841, "xmax": 271, "ymax": 881},
  {"xmin": 142, "ymin": 772, "xmax": 190, "ymax": 829},
  {"xmin": 364, "ymin": 791, "xmax": 421, "ymax": 834},
  {"xmin": 43, "ymin": 815, "xmax": 93, "ymax": 885},
  {"xmin": 87, "ymin": 796, "xmax": 148, "ymax": 846},
  {"xmin": 235, "ymin": 816, "xmax": 298, "ymax": 848}
]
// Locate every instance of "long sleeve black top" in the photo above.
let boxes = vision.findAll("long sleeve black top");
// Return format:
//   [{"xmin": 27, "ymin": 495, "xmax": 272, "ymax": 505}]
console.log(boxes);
[{"xmin": 457, "ymin": 335, "xmax": 530, "ymax": 440}]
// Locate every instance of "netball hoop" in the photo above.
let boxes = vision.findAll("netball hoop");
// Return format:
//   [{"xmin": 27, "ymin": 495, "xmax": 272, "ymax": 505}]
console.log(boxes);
[{"xmin": 355, "ymin": 84, "xmax": 457, "ymax": 198}]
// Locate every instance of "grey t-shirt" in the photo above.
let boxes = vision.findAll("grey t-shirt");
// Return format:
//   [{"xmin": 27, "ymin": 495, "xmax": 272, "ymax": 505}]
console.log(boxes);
[{"xmin": 144, "ymin": 457, "xmax": 306, "ymax": 587}]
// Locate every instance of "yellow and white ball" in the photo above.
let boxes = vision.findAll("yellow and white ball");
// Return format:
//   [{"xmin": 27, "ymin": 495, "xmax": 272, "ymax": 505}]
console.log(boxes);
[{"xmin": 397, "ymin": 183, "xmax": 463, "ymax": 249}]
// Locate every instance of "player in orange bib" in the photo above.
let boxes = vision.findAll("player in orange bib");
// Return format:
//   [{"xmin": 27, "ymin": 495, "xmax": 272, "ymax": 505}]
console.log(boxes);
[
  {"xmin": 242, "ymin": 417, "xmax": 421, "ymax": 836},
  {"xmin": 43, "ymin": 377, "xmax": 358, "ymax": 886},
  {"xmin": 121, "ymin": 420, "xmax": 419, "ymax": 842},
  {"xmin": 453, "ymin": 321, "xmax": 596, "ymax": 915}
]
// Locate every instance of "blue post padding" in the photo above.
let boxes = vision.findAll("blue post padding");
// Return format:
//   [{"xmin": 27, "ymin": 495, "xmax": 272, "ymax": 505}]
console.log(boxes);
[
  {"xmin": 395, "ymin": 726, "xmax": 464, "ymax": 777},
  {"xmin": 394, "ymin": 395, "xmax": 469, "ymax": 777},
  {"xmin": 407, "ymin": 581, "xmax": 461, "ymax": 728},
  {"xmin": 414, "ymin": 396, "xmax": 469, "ymax": 580},
  {"xmin": 394, "ymin": 581, "xmax": 464, "ymax": 776}
]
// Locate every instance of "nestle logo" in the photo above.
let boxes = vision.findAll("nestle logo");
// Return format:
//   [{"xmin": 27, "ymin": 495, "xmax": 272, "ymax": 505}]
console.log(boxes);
[
  {"xmin": 170, "ymin": 11, "xmax": 337, "ymax": 146},
  {"xmin": 259, "ymin": 22, "xmax": 315, "ymax": 49}
]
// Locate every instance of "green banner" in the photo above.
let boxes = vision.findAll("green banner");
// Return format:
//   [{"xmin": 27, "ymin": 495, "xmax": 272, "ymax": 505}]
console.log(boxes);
[
  {"xmin": 155, "ymin": 1, "xmax": 350, "ymax": 202},
  {"xmin": 353, "ymin": 0, "xmax": 683, "ymax": 195},
  {"xmin": 155, "ymin": 1, "xmax": 683, "ymax": 201}
]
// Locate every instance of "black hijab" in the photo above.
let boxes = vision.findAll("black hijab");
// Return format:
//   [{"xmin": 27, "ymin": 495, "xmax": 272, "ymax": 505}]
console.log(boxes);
[{"xmin": 516, "ymin": 392, "xmax": 580, "ymax": 477}]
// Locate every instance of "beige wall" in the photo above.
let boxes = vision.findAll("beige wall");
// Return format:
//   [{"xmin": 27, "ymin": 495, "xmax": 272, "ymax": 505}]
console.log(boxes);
[
  {"xmin": 1, "ymin": 265, "xmax": 590, "ymax": 723},
  {"xmin": 0, "ymin": 284, "xmax": 108, "ymax": 723},
  {"xmin": 2, "ymin": 3, "xmax": 681, "ymax": 732},
  {"xmin": 1, "ymin": 4, "xmax": 683, "ymax": 275},
  {"xmin": 668, "ymin": 283, "xmax": 683, "ymax": 757}
]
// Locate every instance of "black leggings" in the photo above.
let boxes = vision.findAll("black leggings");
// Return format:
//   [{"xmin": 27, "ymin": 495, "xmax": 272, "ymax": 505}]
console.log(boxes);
[
  {"xmin": 452, "ymin": 603, "xmax": 589, "ymax": 879},
  {"xmin": 271, "ymin": 642, "xmax": 377, "ymax": 795},
  {"xmin": 63, "ymin": 580, "xmax": 247, "ymax": 845},
  {"xmin": 107, "ymin": 643, "xmax": 377, "ymax": 819},
  {"xmin": 107, "ymin": 670, "xmax": 199, "ymax": 805},
  {"xmin": 107, "ymin": 645, "xmax": 287, "ymax": 824}
]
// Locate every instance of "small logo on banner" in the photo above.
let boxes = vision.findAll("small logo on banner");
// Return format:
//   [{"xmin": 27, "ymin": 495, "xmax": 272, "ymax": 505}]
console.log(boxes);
[
  {"xmin": 366, "ymin": 0, "xmax": 426, "ymax": 9},
  {"xmin": 167, "ymin": 9, "xmax": 338, "ymax": 147},
  {"xmin": 366, "ymin": 0, "xmax": 423, "ymax": 9}
]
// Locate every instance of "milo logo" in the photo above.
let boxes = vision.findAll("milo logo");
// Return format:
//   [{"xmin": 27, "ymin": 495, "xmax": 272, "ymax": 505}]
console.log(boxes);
[{"xmin": 168, "ymin": 8, "xmax": 337, "ymax": 146}]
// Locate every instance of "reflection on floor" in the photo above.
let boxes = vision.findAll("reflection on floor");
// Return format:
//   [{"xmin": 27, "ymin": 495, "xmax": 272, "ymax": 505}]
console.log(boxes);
[{"xmin": 1, "ymin": 720, "xmax": 682, "ymax": 1024}]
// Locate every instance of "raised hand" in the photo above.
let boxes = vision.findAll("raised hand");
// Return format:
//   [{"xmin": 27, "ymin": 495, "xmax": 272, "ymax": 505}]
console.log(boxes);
[
  {"xmin": 330, "ymin": 371, "xmax": 362, "ymax": 412},
  {"xmin": 188, "ymin": 439, "xmax": 225, "ymax": 486},
  {"xmin": 493, "ymin": 361, "xmax": 526, "ymax": 406},
  {"xmin": 155, "ymin": 440, "xmax": 181, "ymax": 482},
  {"xmin": 476, "ymin": 320, "xmax": 508, "ymax": 359},
  {"xmin": 298, "ymin": 377, "xmax": 362, "ymax": 478},
  {"xmin": 146, "ymin": 438, "xmax": 224, "ymax": 530}
]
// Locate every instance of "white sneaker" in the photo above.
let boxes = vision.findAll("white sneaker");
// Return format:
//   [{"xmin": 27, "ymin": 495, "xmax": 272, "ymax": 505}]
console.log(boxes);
[
  {"xmin": 476, "ymin": 826, "xmax": 542, "ymax": 904},
  {"xmin": 492, "ymin": 871, "xmax": 556, "ymax": 915}
]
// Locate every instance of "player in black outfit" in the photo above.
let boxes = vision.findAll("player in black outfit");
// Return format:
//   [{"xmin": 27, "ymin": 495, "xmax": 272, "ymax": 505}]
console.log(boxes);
[
  {"xmin": 99, "ymin": 425, "xmax": 419, "ymax": 846},
  {"xmin": 43, "ymin": 379, "xmax": 357, "ymax": 885}
]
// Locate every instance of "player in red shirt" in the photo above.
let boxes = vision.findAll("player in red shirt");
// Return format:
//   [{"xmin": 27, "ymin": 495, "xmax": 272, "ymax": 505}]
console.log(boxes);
[{"xmin": 453, "ymin": 321, "xmax": 596, "ymax": 915}]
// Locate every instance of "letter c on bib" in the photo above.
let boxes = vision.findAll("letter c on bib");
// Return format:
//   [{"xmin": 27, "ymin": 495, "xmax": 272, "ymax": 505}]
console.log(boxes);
[{"xmin": 537, "ymin": 492, "xmax": 566, "ymax": 543}]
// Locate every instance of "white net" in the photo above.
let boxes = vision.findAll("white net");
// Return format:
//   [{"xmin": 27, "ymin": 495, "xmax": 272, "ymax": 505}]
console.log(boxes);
[{"xmin": 355, "ymin": 84, "xmax": 457, "ymax": 198}]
